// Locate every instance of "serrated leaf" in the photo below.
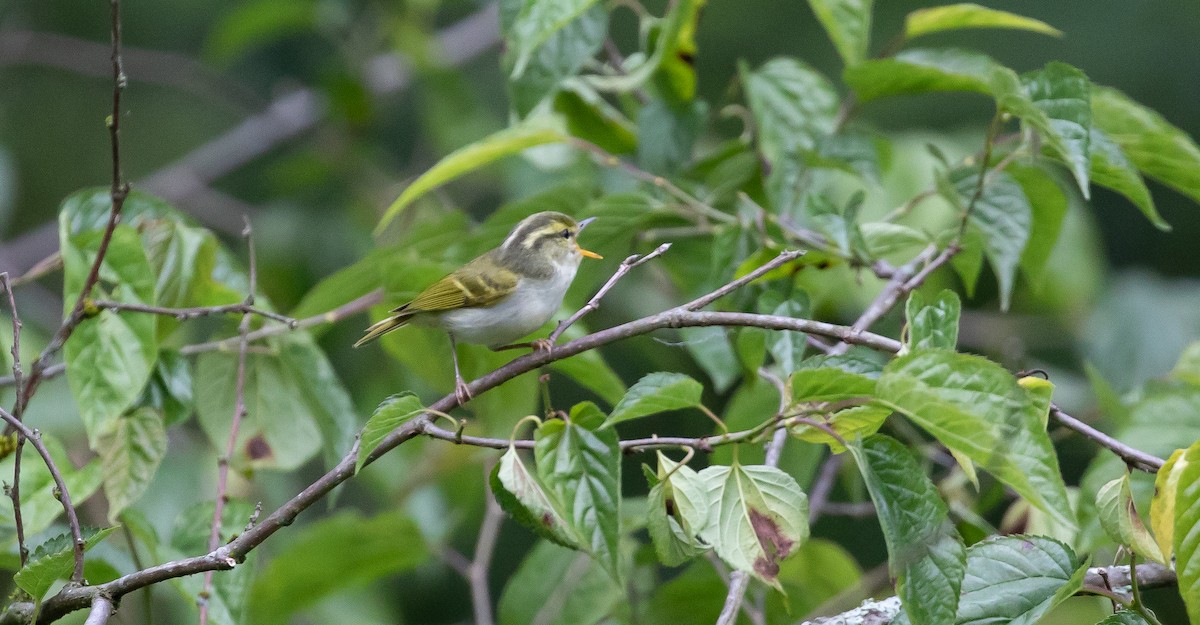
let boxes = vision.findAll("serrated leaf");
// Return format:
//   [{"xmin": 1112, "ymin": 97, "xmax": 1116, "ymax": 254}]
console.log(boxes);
[
  {"xmin": 646, "ymin": 452, "xmax": 711, "ymax": 566},
  {"xmin": 904, "ymin": 289, "xmax": 960, "ymax": 352},
  {"xmin": 742, "ymin": 57, "xmax": 838, "ymax": 167},
  {"xmin": 375, "ymin": 125, "xmax": 567, "ymax": 233},
  {"xmin": 506, "ymin": 4, "xmax": 606, "ymax": 116},
  {"xmin": 98, "ymin": 407, "xmax": 167, "ymax": 522},
  {"xmin": 356, "ymin": 392, "xmax": 424, "ymax": 473},
  {"xmin": 849, "ymin": 435, "xmax": 965, "ymax": 625},
  {"xmin": 877, "ymin": 350, "xmax": 1076, "ymax": 530},
  {"xmin": 905, "ymin": 3, "xmax": 1061, "ymax": 39},
  {"xmin": 604, "ymin": 372, "xmax": 703, "ymax": 427},
  {"xmin": 507, "ymin": 0, "xmax": 603, "ymax": 79},
  {"xmin": 248, "ymin": 511, "xmax": 428, "ymax": 625},
  {"xmin": 698, "ymin": 462, "xmax": 808, "ymax": 586},
  {"xmin": 790, "ymin": 367, "xmax": 876, "ymax": 403},
  {"xmin": 1092, "ymin": 85, "xmax": 1200, "ymax": 212},
  {"xmin": 955, "ymin": 535, "xmax": 1085, "ymax": 625},
  {"xmin": 806, "ymin": 0, "xmax": 873, "ymax": 67},
  {"xmin": 1096, "ymin": 612, "xmax": 1154, "ymax": 625},
  {"xmin": 951, "ymin": 168, "xmax": 1031, "ymax": 311},
  {"xmin": 1023, "ymin": 62, "xmax": 1091, "ymax": 196},
  {"xmin": 1178, "ymin": 439, "xmax": 1200, "ymax": 623},
  {"xmin": 535, "ymin": 405, "xmax": 623, "ymax": 580},
  {"xmin": 1150, "ymin": 448, "xmax": 1187, "ymax": 561},
  {"xmin": 492, "ymin": 445, "xmax": 579, "ymax": 548},
  {"xmin": 1097, "ymin": 473, "xmax": 1166, "ymax": 564},
  {"xmin": 15, "ymin": 526, "xmax": 118, "ymax": 600},
  {"xmin": 844, "ymin": 48, "xmax": 1003, "ymax": 103},
  {"xmin": 798, "ymin": 348, "xmax": 887, "ymax": 378}
]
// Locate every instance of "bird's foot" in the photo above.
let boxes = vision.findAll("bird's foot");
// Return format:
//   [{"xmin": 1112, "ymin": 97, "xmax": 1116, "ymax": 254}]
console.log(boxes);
[
  {"xmin": 454, "ymin": 377, "xmax": 473, "ymax": 405},
  {"xmin": 530, "ymin": 337, "xmax": 554, "ymax": 352}
]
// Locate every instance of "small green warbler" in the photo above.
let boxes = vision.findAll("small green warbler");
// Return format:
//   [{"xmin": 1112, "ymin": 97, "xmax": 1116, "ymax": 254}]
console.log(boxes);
[{"xmin": 354, "ymin": 211, "xmax": 602, "ymax": 402}]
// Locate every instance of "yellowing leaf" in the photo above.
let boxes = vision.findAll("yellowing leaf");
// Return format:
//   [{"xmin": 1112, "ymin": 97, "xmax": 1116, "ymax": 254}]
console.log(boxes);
[
  {"xmin": 1150, "ymin": 448, "xmax": 1188, "ymax": 560},
  {"xmin": 1096, "ymin": 474, "xmax": 1165, "ymax": 564}
]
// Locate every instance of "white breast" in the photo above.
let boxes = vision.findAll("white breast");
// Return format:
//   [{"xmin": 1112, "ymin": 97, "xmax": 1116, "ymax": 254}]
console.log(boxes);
[{"xmin": 432, "ymin": 259, "xmax": 578, "ymax": 348}]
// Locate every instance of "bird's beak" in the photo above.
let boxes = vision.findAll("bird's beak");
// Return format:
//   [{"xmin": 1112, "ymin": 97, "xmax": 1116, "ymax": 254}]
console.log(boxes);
[{"xmin": 575, "ymin": 217, "xmax": 602, "ymax": 258}]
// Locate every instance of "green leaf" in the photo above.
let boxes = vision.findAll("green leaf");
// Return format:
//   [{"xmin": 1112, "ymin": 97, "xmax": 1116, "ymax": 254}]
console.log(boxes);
[
  {"xmin": 356, "ymin": 393, "xmax": 424, "ymax": 473},
  {"xmin": 952, "ymin": 168, "xmax": 1032, "ymax": 311},
  {"xmin": 904, "ymin": 289, "xmax": 960, "ymax": 352},
  {"xmin": 650, "ymin": 0, "xmax": 706, "ymax": 103},
  {"xmin": 904, "ymin": 3, "xmax": 1061, "ymax": 39},
  {"xmin": 637, "ymin": 98, "xmax": 707, "ymax": 174},
  {"xmin": 1022, "ymin": 62, "xmax": 1092, "ymax": 197},
  {"xmin": 497, "ymin": 541, "xmax": 623, "ymax": 625},
  {"xmin": 1089, "ymin": 128, "xmax": 1167, "ymax": 230},
  {"xmin": 790, "ymin": 367, "xmax": 875, "ymax": 403},
  {"xmin": 680, "ymin": 327, "xmax": 741, "ymax": 393},
  {"xmin": 1009, "ymin": 163, "xmax": 1069, "ymax": 280},
  {"xmin": 1092, "ymin": 85, "xmax": 1200, "ymax": 211},
  {"xmin": 861, "ymin": 222, "xmax": 931, "ymax": 260},
  {"xmin": 844, "ymin": 48, "xmax": 1003, "ymax": 103},
  {"xmin": 646, "ymin": 452, "xmax": 712, "ymax": 566},
  {"xmin": 764, "ymin": 297, "xmax": 810, "ymax": 374},
  {"xmin": 535, "ymin": 406, "xmax": 623, "ymax": 580},
  {"xmin": 945, "ymin": 228, "xmax": 985, "ymax": 297},
  {"xmin": 170, "ymin": 500, "xmax": 257, "ymax": 624},
  {"xmin": 15, "ymin": 526, "xmax": 118, "ymax": 600},
  {"xmin": 955, "ymin": 535, "xmax": 1085, "ymax": 625},
  {"xmin": 248, "ymin": 511, "xmax": 429, "ymax": 625},
  {"xmin": 848, "ymin": 435, "xmax": 965, "ymax": 625},
  {"xmin": 548, "ymin": 349, "xmax": 627, "ymax": 406},
  {"xmin": 742, "ymin": 58, "xmax": 838, "ymax": 166},
  {"xmin": 1177, "ymin": 439, "xmax": 1200, "ymax": 625},
  {"xmin": 138, "ymin": 351, "xmax": 194, "ymax": 426},
  {"xmin": 877, "ymin": 350, "xmax": 1076, "ymax": 530},
  {"xmin": 506, "ymin": 4, "xmax": 607, "ymax": 116},
  {"xmin": 375, "ymin": 125, "xmax": 568, "ymax": 233},
  {"xmin": 791, "ymin": 404, "xmax": 890, "ymax": 453},
  {"xmin": 506, "ymin": 0, "xmax": 603, "ymax": 79},
  {"xmin": 604, "ymin": 372, "xmax": 703, "ymax": 427},
  {"xmin": 806, "ymin": 0, "xmax": 873, "ymax": 67},
  {"xmin": 553, "ymin": 88, "xmax": 637, "ymax": 154},
  {"xmin": 1096, "ymin": 473, "xmax": 1166, "ymax": 564},
  {"xmin": 196, "ymin": 348, "xmax": 323, "ymax": 471},
  {"xmin": 279, "ymin": 334, "xmax": 358, "ymax": 468},
  {"xmin": 809, "ymin": 193, "xmax": 869, "ymax": 259},
  {"xmin": 97, "ymin": 407, "xmax": 167, "ymax": 522},
  {"xmin": 1150, "ymin": 448, "xmax": 1188, "ymax": 560},
  {"xmin": 492, "ymin": 444, "xmax": 579, "ymax": 548},
  {"xmin": 60, "ymin": 217, "xmax": 158, "ymax": 446},
  {"xmin": 697, "ymin": 462, "xmax": 808, "ymax": 586}
]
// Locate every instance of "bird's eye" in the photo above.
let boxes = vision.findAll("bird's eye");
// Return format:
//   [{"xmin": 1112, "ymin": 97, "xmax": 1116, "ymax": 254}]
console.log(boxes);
[{"xmin": 560, "ymin": 229, "xmax": 571, "ymax": 239}]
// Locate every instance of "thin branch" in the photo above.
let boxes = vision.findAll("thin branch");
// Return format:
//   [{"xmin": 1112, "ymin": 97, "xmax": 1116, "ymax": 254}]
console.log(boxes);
[
  {"xmin": 548, "ymin": 243, "xmax": 671, "ymax": 343},
  {"xmin": 198, "ymin": 221, "xmax": 257, "ymax": 625},
  {"xmin": 1050, "ymin": 405, "xmax": 1164, "ymax": 472},
  {"xmin": 468, "ymin": 488, "xmax": 504, "ymax": 625},
  {"xmin": 90, "ymin": 300, "xmax": 296, "ymax": 327},
  {"xmin": 568, "ymin": 137, "xmax": 735, "ymax": 225},
  {"xmin": 0, "ymin": 407, "xmax": 87, "ymax": 583},
  {"xmin": 1, "ymin": 273, "xmax": 28, "ymax": 565},
  {"xmin": 806, "ymin": 454, "xmax": 844, "ymax": 524},
  {"xmin": 827, "ymin": 244, "xmax": 938, "ymax": 356},
  {"xmin": 684, "ymin": 250, "xmax": 806, "ymax": 311},
  {"xmin": 81, "ymin": 596, "xmax": 113, "ymax": 625}
]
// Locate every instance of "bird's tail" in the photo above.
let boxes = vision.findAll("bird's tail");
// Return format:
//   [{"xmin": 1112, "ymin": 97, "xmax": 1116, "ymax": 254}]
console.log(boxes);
[{"xmin": 354, "ymin": 311, "xmax": 412, "ymax": 347}]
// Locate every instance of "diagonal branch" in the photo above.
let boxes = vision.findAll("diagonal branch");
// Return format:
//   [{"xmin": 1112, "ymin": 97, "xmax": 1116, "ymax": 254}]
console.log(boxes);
[
  {"xmin": 91, "ymin": 300, "xmax": 296, "ymax": 327},
  {"xmin": 549, "ymin": 243, "xmax": 671, "ymax": 343}
]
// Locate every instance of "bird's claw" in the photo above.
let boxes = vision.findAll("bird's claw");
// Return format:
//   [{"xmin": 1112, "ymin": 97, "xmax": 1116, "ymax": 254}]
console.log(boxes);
[
  {"xmin": 454, "ymin": 378, "xmax": 473, "ymax": 405},
  {"xmin": 531, "ymin": 338, "xmax": 554, "ymax": 352}
]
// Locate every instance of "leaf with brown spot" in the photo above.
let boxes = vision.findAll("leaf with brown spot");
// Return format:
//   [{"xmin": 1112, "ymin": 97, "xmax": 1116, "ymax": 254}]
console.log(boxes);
[{"xmin": 697, "ymin": 462, "xmax": 808, "ymax": 587}]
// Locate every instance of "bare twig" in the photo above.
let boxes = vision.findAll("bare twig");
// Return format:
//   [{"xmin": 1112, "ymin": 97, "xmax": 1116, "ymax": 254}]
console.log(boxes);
[
  {"xmin": 1, "ymin": 273, "xmax": 28, "ymax": 565},
  {"xmin": 827, "ymin": 244, "xmax": 939, "ymax": 356},
  {"xmin": 198, "ymin": 221, "xmax": 257, "ymax": 625},
  {"xmin": 91, "ymin": 300, "xmax": 296, "ymax": 327},
  {"xmin": 81, "ymin": 596, "xmax": 113, "ymax": 625},
  {"xmin": 684, "ymin": 250, "xmax": 806, "ymax": 311},
  {"xmin": 806, "ymin": 454, "xmax": 845, "ymax": 524},
  {"xmin": 468, "ymin": 489, "xmax": 504, "ymax": 625},
  {"xmin": 0, "ymin": 407, "xmax": 87, "ymax": 583},
  {"xmin": 548, "ymin": 243, "xmax": 671, "ymax": 344},
  {"xmin": 1050, "ymin": 405, "xmax": 1164, "ymax": 472}
]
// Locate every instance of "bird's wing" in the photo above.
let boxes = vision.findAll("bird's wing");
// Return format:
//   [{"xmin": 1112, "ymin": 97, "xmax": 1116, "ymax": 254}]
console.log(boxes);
[{"xmin": 402, "ymin": 253, "xmax": 519, "ymax": 312}]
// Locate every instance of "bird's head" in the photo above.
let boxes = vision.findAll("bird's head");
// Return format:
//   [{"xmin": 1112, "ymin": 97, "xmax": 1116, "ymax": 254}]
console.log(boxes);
[{"xmin": 499, "ymin": 211, "xmax": 602, "ymax": 270}]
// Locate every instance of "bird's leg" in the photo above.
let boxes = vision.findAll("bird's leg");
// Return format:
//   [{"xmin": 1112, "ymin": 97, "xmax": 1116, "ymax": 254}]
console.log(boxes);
[
  {"xmin": 492, "ymin": 338, "xmax": 554, "ymax": 352},
  {"xmin": 449, "ymin": 335, "xmax": 472, "ymax": 405}
]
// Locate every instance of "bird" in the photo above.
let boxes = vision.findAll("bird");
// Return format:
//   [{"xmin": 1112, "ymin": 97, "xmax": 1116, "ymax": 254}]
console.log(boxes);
[{"xmin": 354, "ymin": 211, "xmax": 602, "ymax": 403}]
